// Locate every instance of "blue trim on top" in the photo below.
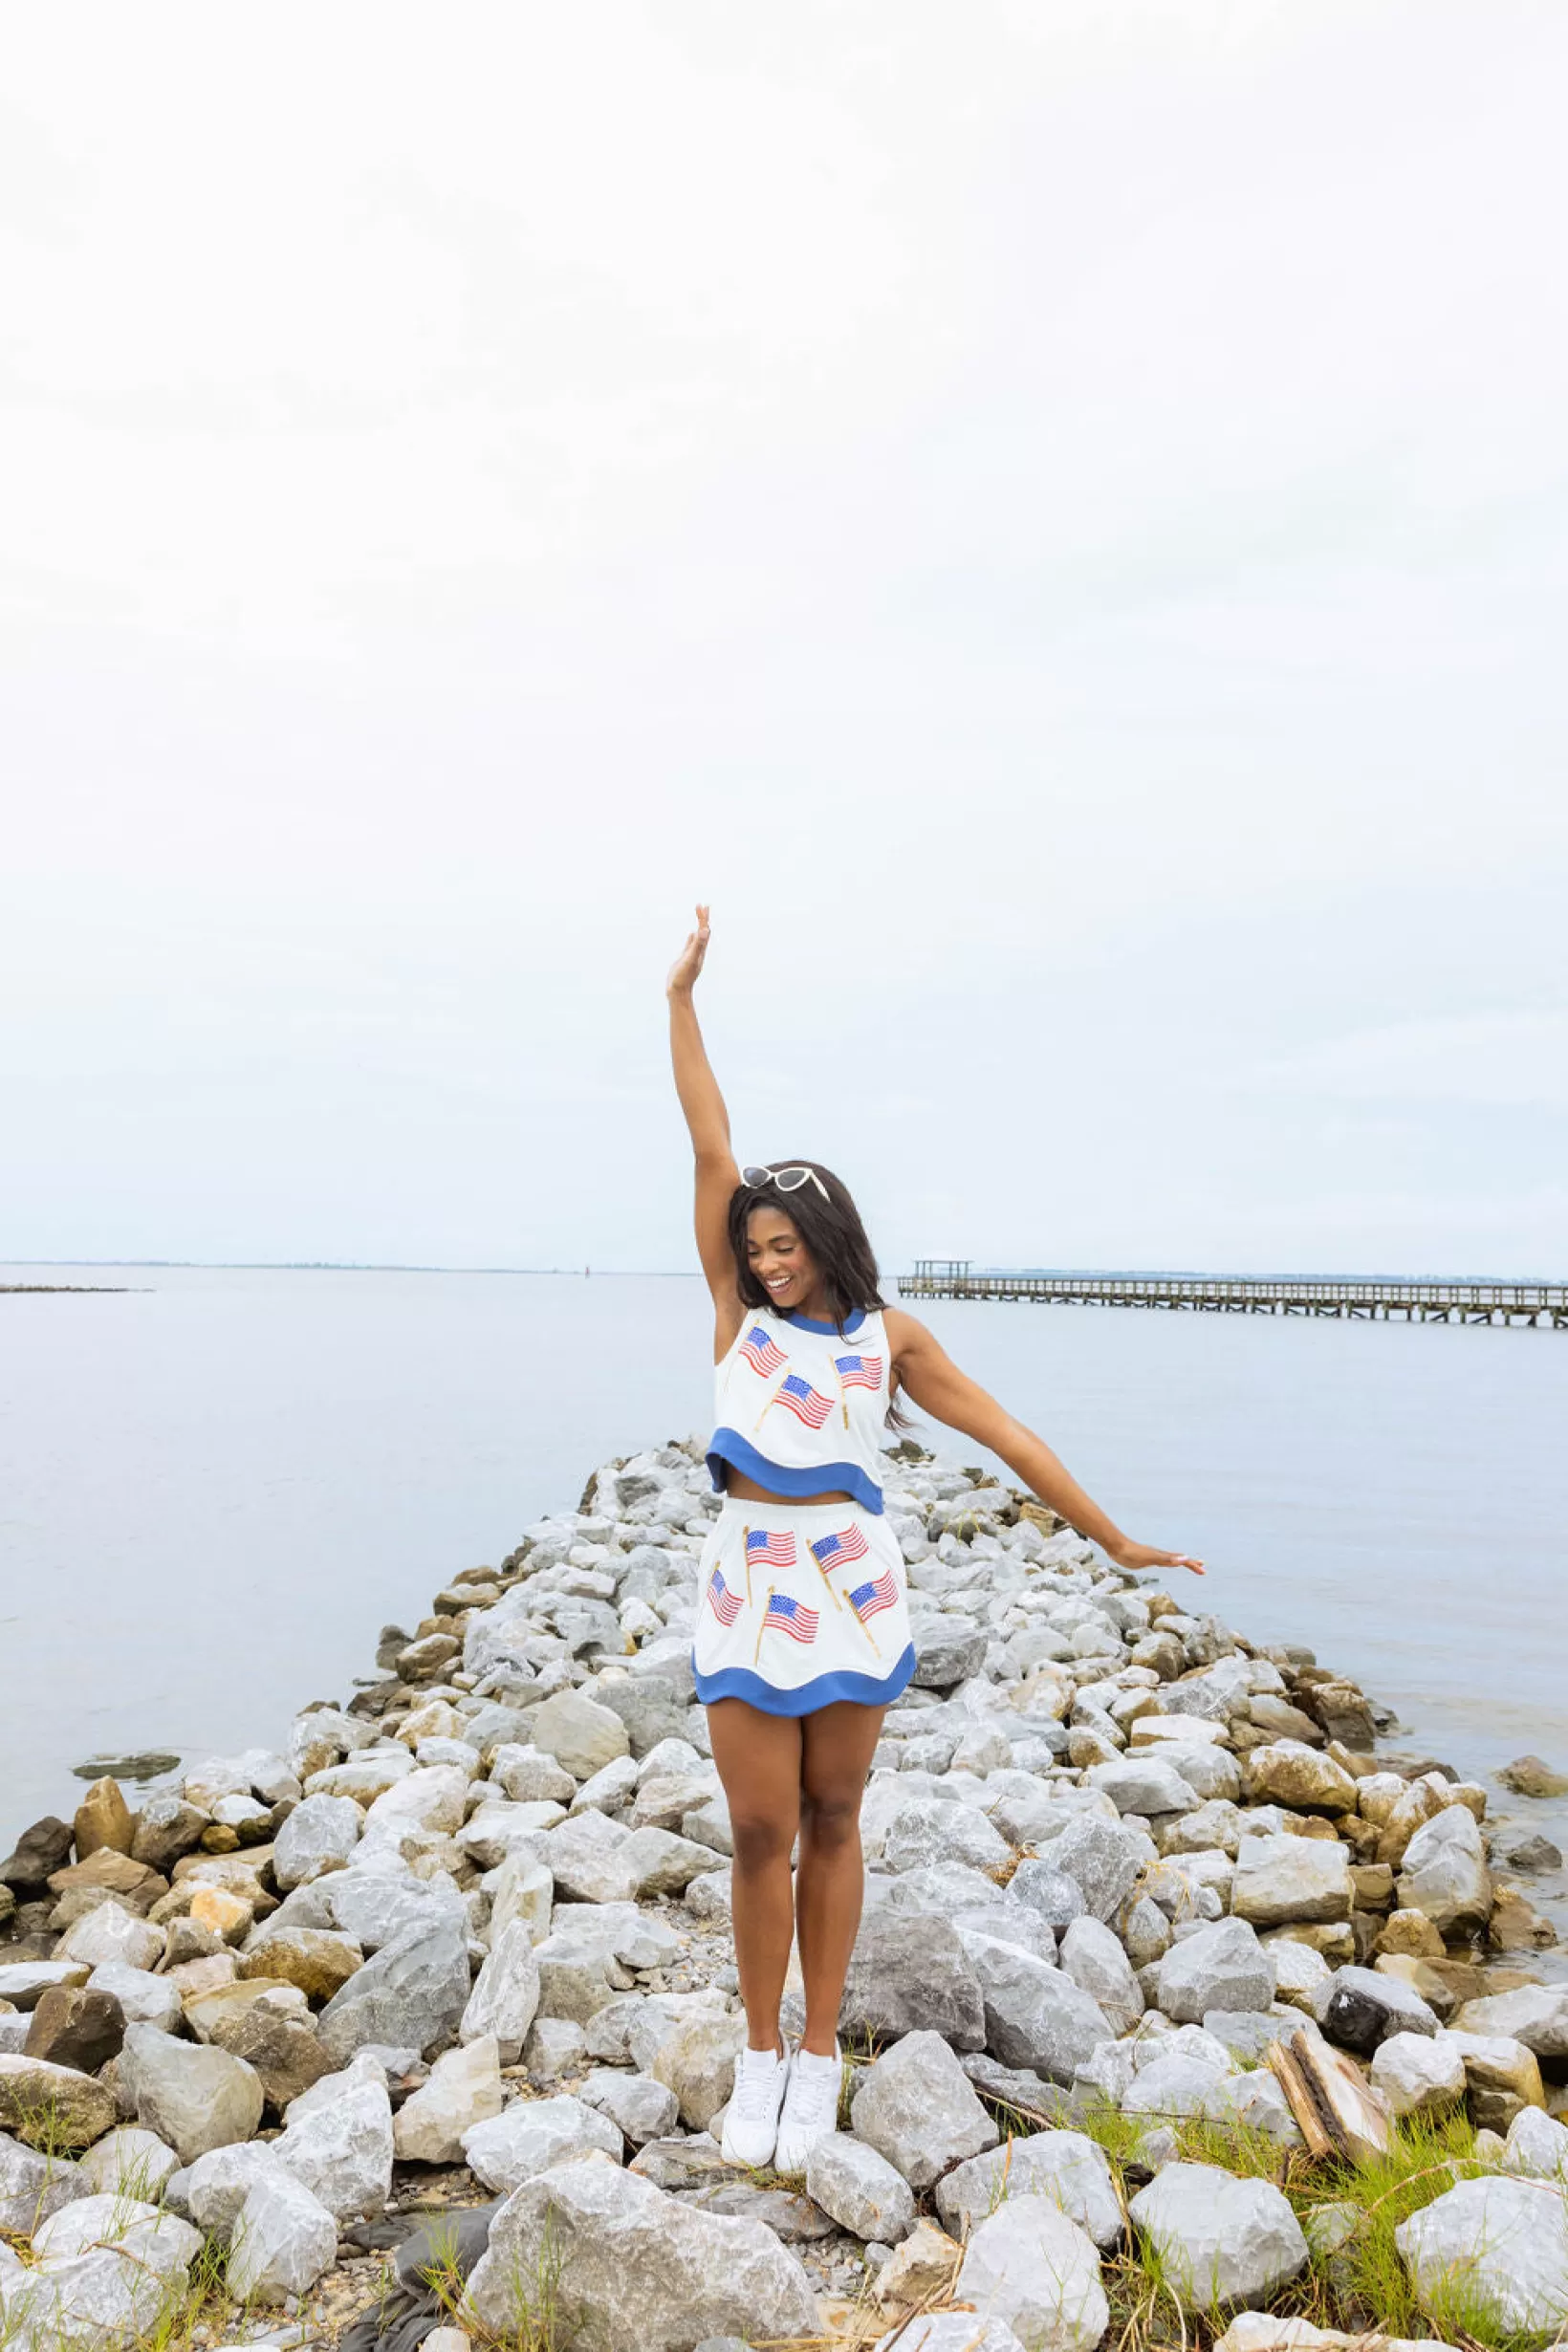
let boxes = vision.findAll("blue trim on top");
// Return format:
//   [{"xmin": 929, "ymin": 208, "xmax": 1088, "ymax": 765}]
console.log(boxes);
[
  {"xmin": 693, "ymin": 1644, "xmax": 916, "ymax": 1715},
  {"xmin": 707, "ymin": 1429, "xmax": 883, "ymax": 1514},
  {"xmin": 781, "ymin": 1307, "xmax": 866, "ymax": 1336}
]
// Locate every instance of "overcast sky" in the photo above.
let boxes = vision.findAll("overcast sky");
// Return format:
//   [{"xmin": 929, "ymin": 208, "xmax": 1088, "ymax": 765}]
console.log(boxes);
[{"xmin": 3, "ymin": 2, "xmax": 1564, "ymax": 1278}]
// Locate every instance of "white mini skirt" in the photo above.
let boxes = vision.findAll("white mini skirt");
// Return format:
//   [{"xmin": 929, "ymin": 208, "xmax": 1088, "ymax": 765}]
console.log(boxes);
[{"xmin": 690, "ymin": 1495, "xmax": 916, "ymax": 1717}]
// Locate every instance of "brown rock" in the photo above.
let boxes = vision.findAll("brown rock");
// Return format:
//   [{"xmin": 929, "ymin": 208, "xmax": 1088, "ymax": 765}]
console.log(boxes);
[
  {"xmin": 1498, "ymin": 1755, "xmax": 1568, "ymax": 1799},
  {"xmin": 23, "ymin": 1985, "xmax": 126, "ymax": 2073},
  {"xmin": 47, "ymin": 1850, "xmax": 167, "ymax": 1911},
  {"xmin": 188, "ymin": 1885, "xmax": 255, "ymax": 1945},
  {"xmin": 183, "ymin": 1977, "xmax": 305, "ymax": 2045},
  {"xmin": 397, "ymin": 1632, "xmax": 462, "ymax": 1682},
  {"xmin": 1489, "ymin": 1887, "xmax": 1557, "ymax": 1950},
  {"xmin": 73, "ymin": 1778, "xmax": 136, "ymax": 1862},
  {"xmin": 199, "ymin": 1823, "xmax": 241, "ymax": 1854},
  {"xmin": 0, "ymin": 2053, "xmax": 117, "ymax": 2150},
  {"xmin": 163, "ymin": 1917, "xmax": 226, "ymax": 1967},
  {"xmin": 1302, "ymin": 1681, "xmax": 1378, "ymax": 1749},
  {"xmin": 1246, "ymin": 1741, "xmax": 1360, "ymax": 1816},
  {"xmin": 131, "ymin": 1797, "xmax": 211, "ymax": 1873},
  {"xmin": 1246, "ymin": 1695, "xmax": 1327, "ymax": 1746},
  {"xmin": 1447, "ymin": 2031, "xmax": 1546, "ymax": 2131},
  {"xmin": 0, "ymin": 1817, "xmax": 75, "ymax": 1888},
  {"xmin": 1351, "ymin": 1863, "xmax": 1396, "ymax": 1912},
  {"xmin": 210, "ymin": 2004, "xmax": 332, "ymax": 2108},
  {"xmin": 1337, "ymin": 1816, "xmax": 1381, "ymax": 1861},
  {"xmin": 1266, "ymin": 1921, "xmax": 1356, "ymax": 1962},
  {"xmin": 1374, "ymin": 1908, "xmax": 1446, "ymax": 1960},
  {"xmin": 237, "ymin": 1929, "xmax": 363, "ymax": 2002},
  {"xmin": 1373, "ymin": 1777, "xmax": 1450, "ymax": 1868}
]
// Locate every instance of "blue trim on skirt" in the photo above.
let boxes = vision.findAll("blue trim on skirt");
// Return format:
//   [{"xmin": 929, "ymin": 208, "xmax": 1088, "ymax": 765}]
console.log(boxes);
[
  {"xmin": 705, "ymin": 1427, "xmax": 884, "ymax": 1514},
  {"xmin": 693, "ymin": 1642, "xmax": 916, "ymax": 1715}
]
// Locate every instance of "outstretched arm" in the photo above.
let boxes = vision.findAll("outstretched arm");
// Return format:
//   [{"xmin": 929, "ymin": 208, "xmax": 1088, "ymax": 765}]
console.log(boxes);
[
  {"xmin": 884, "ymin": 1308, "xmax": 1205, "ymax": 1576},
  {"xmin": 667, "ymin": 904, "xmax": 744, "ymax": 1335}
]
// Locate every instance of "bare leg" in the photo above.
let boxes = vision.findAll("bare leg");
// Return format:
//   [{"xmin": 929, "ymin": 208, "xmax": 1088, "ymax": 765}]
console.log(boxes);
[
  {"xmin": 707, "ymin": 1698, "xmax": 802, "ymax": 2051},
  {"xmin": 795, "ymin": 1702, "xmax": 886, "ymax": 2057}
]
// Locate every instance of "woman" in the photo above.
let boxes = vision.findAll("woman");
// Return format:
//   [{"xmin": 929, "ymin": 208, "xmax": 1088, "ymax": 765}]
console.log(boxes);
[{"xmin": 667, "ymin": 904, "xmax": 1203, "ymax": 2171}]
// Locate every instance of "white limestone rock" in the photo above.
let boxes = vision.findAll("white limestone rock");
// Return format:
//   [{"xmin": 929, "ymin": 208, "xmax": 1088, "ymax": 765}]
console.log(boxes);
[
  {"xmin": 851, "ymin": 2030, "xmax": 998, "ymax": 2189},
  {"xmin": 936, "ymin": 2130, "xmax": 1122, "ymax": 2250},
  {"xmin": 956, "ymin": 2193, "xmax": 1110, "ymax": 2352},
  {"xmin": 1129, "ymin": 2162, "xmax": 1308, "ymax": 2313},
  {"xmin": 1396, "ymin": 2175, "xmax": 1568, "ymax": 2341},
  {"xmin": 1369, "ymin": 2031, "xmax": 1467, "ymax": 2119},
  {"xmin": 806, "ymin": 2132, "xmax": 917, "ymax": 2242},
  {"xmin": 226, "ymin": 2167, "xmax": 338, "ymax": 2301},
  {"xmin": 461, "ymin": 1920, "xmax": 541, "ymax": 2062},
  {"xmin": 272, "ymin": 2070, "xmax": 394, "ymax": 2219},
  {"xmin": 393, "ymin": 2036, "xmax": 504, "ymax": 2164},
  {"xmin": 461, "ymin": 2093, "xmax": 622, "ymax": 2191}
]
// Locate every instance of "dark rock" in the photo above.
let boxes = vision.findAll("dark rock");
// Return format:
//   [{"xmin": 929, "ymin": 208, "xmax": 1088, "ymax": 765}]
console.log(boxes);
[
  {"xmin": 911, "ymin": 1622, "xmax": 988, "ymax": 1688},
  {"xmin": 1312, "ymin": 1965, "xmax": 1440, "ymax": 2055},
  {"xmin": 376, "ymin": 1626, "xmax": 414, "ymax": 1671},
  {"xmin": 71, "ymin": 1752, "xmax": 181, "ymax": 1783},
  {"xmin": 131, "ymin": 1797, "xmax": 210, "ymax": 1874},
  {"xmin": 212, "ymin": 2007, "xmax": 333, "ymax": 2109},
  {"xmin": 46, "ymin": 1851, "xmax": 167, "ymax": 1914},
  {"xmin": 1495, "ymin": 1832, "xmax": 1563, "ymax": 1874},
  {"xmin": 1, "ymin": 1818, "xmax": 75, "ymax": 1889},
  {"xmin": 23, "ymin": 1986, "xmax": 127, "ymax": 2073},
  {"xmin": 839, "ymin": 1909, "xmax": 986, "ymax": 2050},
  {"xmin": 163, "ymin": 1918, "xmax": 226, "ymax": 1967}
]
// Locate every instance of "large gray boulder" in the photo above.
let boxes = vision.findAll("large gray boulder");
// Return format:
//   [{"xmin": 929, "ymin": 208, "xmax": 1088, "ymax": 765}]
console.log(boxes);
[
  {"xmin": 1009, "ymin": 1862, "xmax": 1089, "ymax": 1931},
  {"xmin": 1037, "ymin": 1818, "xmax": 1144, "ymax": 1922},
  {"xmin": 530, "ymin": 1688, "xmax": 631, "ymax": 1780},
  {"xmin": 882, "ymin": 1798, "xmax": 1012, "ymax": 1875},
  {"xmin": 117, "ymin": 2025, "xmax": 264, "ymax": 2164},
  {"xmin": 1086, "ymin": 1758, "xmax": 1200, "ymax": 1818},
  {"xmin": 466, "ymin": 2153, "xmax": 817, "ymax": 2351},
  {"xmin": 956, "ymin": 2193, "xmax": 1109, "ymax": 2352},
  {"xmin": 1396, "ymin": 2175, "xmax": 1568, "ymax": 2341},
  {"xmin": 1230, "ymin": 1835, "xmax": 1354, "ymax": 1927},
  {"xmin": 1452, "ymin": 1983, "xmax": 1568, "ymax": 2058},
  {"xmin": 1058, "ymin": 1918, "xmax": 1143, "ymax": 2036},
  {"xmin": 1129, "ymin": 2163, "xmax": 1308, "ymax": 2313},
  {"xmin": 461, "ymin": 2094, "xmax": 621, "ymax": 2191},
  {"xmin": 839, "ymin": 1909, "xmax": 987, "ymax": 2049},
  {"xmin": 0, "ymin": 2129, "xmax": 87, "ymax": 2231},
  {"xmin": 936, "ymin": 2130, "xmax": 1122, "ymax": 2250},
  {"xmin": 1397, "ymin": 1805, "xmax": 1492, "ymax": 1937},
  {"xmin": 184, "ymin": 2143, "xmax": 288, "ymax": 2241},
  {"xmin": 272, "ymin": 1794, "xmax": 364, "ymax": 1890},
  {"xmin": 806, "ymin": 2133, "xmax": 917, "ymax": 2242},
  {"xmin": 1157, "ymin": 1920, "xmax": 1274, "ymax": 2022},
  {"xmin": 322, "ymin": 1868, "xmax": 466, "ymax": 1953},
  {"xmin": 851, "ymin": 2029, "xmax": 998, "ymax": 2189},
  {"xmin": 272, "ymin": 2069, "xmax": 394, "ymax": 2219},
  {"xmin": 226, "ymin": 2167, "xmax": 338, "ymax": 2301},
  {"xmin": 461, "ymin": 1921, "xmax": 541, "ymax": 2062},
  {"xmin": 315, "ymin": 1920, "xmax": 471, "ymax": 2062},
  {"xmin": 967, "ymin": 1938, "xmax": 1114, "ymax": 2082}
]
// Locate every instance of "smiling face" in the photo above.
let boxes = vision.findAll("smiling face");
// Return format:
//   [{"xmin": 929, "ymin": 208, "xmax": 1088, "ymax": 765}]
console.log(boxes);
[{"xmin": 745, "ymin": 1202, "xmax": 820, "ymax": 1316}]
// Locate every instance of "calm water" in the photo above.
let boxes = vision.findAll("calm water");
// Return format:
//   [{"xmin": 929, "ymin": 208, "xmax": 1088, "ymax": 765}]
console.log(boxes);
[{"xmin": 3, "ymin": 1265, "xmax": 1566, "ymax": 1907}]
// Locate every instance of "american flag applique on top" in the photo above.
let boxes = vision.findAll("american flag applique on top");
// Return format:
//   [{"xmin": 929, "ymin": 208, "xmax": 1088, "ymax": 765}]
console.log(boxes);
[
  {"xmin": 773, "ymin": 1372, "xmax": 833, "ymax": 1429},
  {"xmin": 809, "ymin": 1525, "xmax": 870, "ymax": 1570},
  {"xmin": 747, "ymin": 1527, "xmax": 796, "ymax": 1570},
  {"xmin": 835, "ymin": 1353, "xmax": 882, "ymax": 1391},
  {"xmin": 707, "ymin": 1569, "xmax": 744, "ymax": 1625},
  {"xmin": 848, "ymin": 1571, "xmax": 899, "ymax": 1623},
  {"xmin": 762, "ymin": 1591, "xmax": 819, "ymax": 1644},
  {"xmin": 740, "ymin": 1324, "xmax": 788, "ymax": 1377}
]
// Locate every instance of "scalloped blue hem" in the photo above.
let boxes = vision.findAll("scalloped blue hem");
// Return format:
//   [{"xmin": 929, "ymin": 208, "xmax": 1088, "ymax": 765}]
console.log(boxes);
[
  {"xmin": 692, "ymin": 1644, "xmax": 916, "ymax": 1715},
  {"xmin": 706, "ymin": 1428, "xmax": 883, "ymax": 1514}
]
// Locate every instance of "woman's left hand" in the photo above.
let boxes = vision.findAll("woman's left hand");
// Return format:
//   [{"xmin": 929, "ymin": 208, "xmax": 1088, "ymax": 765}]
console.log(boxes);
[{"xmin": 1103, "ymin": 1535, "xmax": 1205, "ymax": 1576}]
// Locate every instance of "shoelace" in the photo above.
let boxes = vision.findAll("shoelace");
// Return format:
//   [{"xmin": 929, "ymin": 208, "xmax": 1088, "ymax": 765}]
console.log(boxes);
[
  {"xmin": 783, "ymin": 2065, "xmax": 838, "ymax": 2125},
  {"xmin": 731, "ymin": 2051, "xmax": 785, "ymax": 2121}
]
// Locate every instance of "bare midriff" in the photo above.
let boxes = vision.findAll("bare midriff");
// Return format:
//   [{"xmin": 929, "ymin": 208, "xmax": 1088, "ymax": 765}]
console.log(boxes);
[{"xmin": 722, "ymin": 1467, "xmax": 855, "ymax": 1508}]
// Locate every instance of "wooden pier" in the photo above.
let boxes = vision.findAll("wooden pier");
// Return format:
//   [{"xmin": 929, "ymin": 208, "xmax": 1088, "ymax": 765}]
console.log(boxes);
[{"xmin": 898, "ymin": 1261, "xmax": 1568, "ymax": 1327}]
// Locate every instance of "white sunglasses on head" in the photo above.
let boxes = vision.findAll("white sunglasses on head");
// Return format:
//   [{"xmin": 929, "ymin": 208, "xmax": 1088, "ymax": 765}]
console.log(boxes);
[{"xmin": 742, "ymin": 1163, "xmax": 830, "ymax": 1203}]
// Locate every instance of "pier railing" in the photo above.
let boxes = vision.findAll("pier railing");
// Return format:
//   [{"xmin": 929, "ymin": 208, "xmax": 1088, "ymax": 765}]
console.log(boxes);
[{"xmin": 897, "ymin": 1262, "xmax": 1568, "ymax": 1327}]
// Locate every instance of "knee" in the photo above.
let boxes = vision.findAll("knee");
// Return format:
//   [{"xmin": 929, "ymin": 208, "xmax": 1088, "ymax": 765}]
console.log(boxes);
[
  {"xmin": 800, "ymin": 1789, "xmax": 862, "ymax": 1850},
  {"xmin": 730, "ymin": 1809, "xmax": 796, "ymax": 1870}
]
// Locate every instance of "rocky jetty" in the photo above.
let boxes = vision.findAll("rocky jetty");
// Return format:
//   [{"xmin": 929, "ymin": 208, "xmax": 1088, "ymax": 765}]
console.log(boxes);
[{"xmin": 2, "ymin": 1436, "xmax": 1566, "ymax": 2352}]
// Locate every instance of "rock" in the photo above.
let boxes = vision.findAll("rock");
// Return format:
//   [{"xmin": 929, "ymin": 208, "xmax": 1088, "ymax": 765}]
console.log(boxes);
[
  {"xmin": 1452, "ymin": 1983, "xmax": 1568, "ymax": 2057},
  {"xmin": 806, "ymin": 2131, "xmax": 917, "ymax": 2240},
  {"xmin": 1157, "ymin": 1920, "xmax": 1274, "ymax": 2022},
  {"xmin": 1038, "ymin": 1817, "xmax": 1145, "ymax": 1922},
  {"xmin": 461, "ymin": 1920, "xmax": 541, "ymax": 2062},
  {"xmin": 74, "ymin": 1777, "xmax": 137, "ymax": 1860},
  {"xmin": 1369, "ymin": 2031, "xmax": 1468, "ymax": 2118},
  {"xmin": 33, "ymin": 2189, "xmax": 201, "ymax": 2271},
  {"xmin": 1397, "ymin": 1805, "xmax": 1492, "ymax": 1936},
  {"xmin": 936, "ymin": 2129, "xmax": 1122, "ymax": 2250},
  {"xmin": 1058, "ymin": 1918, "xmax": 1143, "ymax": 2036},
  {"xmin": 81, "ymin": 1962, "xmax": 181, "ymax": 2036},
  {"xmin": 315, "ymin": 1918, "xmax": 471, "ymax": 2063},
  {"xmin": 272, "ymin": 2068, "xmax": 394, "ymax": 2217},
  {"xmin": 966, "ymin": 1937, "xmax": 1114, "ymax": 2082},
  {"xmin": 1396, "ymin": 2175, "xmax": 1568, "ymax": 2341},
  {"xmin": 615, "ymin": 1826, "xmax": 718, "ymax": 1898},
  {"xmin": 76, "ymin": 2124, "xmax": 180, "ymax": 2199},
  {"xmin": 218, "ymin": 2004, "xmax": 333, "ymax": 2109},
  {"xmin": 1, "ymin": 1817, "xmax": 76, "ymax": 1888},
  {"xmin": 491, "ymin": 1743, "xmax": 577, "ymax": 1804},
  {"xmin": 1244, "ymin": 1742, "xmax": 1358, "ymax": 1814},
  {"xmin": 54, "ymin": 1899, "xmax": 165, "ymax": 1973},
  {"xmin": 23, "ymin": 1984, "xmax": 126, "ymax": 2075},
  {"xmin": 840, "ymin": 1909, "xmax": 987, "ymax": 2050},
  {"xmin": 226, "ymin": 2166, "xmax": 338, "ymax": 2301},
  {"xmin": 851, "ymin": 2030, "xmax": 998, "ymax": 2189},
  {"xmin": 1498, "ymin": 1755, "xmax": 1568, "ymax": 1799},
  {"xmin": 1503, "ymin": 2106, "xmax": 1568, "ymax": 2181},
  {"xmin": 912, "ymin": 1620, "xmax": 989, "ymax": 1687},
  {"xmin": 461, "ymin": 2094, "xmax": 623, "ymax": 2190},
  {"xmin": 467, "ymin": 2152, "xmax": 818, "ymax": 2351},
  {"xmin": 0, "ymin": 1961, "xmax": 91, "ymax": 2013},
  {"xmin": 131, "ymin": 1796, "xmax": 210, "ymax": 1873},
  {"xmin": 238, "ymin": 1927, "xmax": 363, "ymax": 2000},
  {"xmin": 324, "ymin": 1866, "xmax": 465, "ymax": 1952},
  {"xmin": 1129, "ymin": 2162, "xmax": 1309, "ymax": 2314},
  {"xmin": 1086, "ymin": 1758, "xmax": 1200, "ymax": 1817},
  {"xmin": 872, "ymin": 2214, "xmax": 966, "ymax": 2311},
  {"xmin": 883, "ymin": 1798, "xmax": 1012, "ymax": 1874},
  {"xmin": 650, "ymin": 2011, "xmax": 748, "ymax": 2131},
  {"xmin": 1313, "ymin": 1966, "xmax": 1439, "ymax": 2055},
  {"xmin": 1264, "ymin": 1937, "xmax": 1334, "ymax": 2010},
  {"xmin": 272, "ymin": 1793, "xmax": 363, "ymax": 1889},
  {"xmin": 1445, "ymin": 2032, "xmax": 1546, "ymax": 2132},
  {"xmin": 0, "ymin": 2053, "xmax": 117, "ymax": 2151},
  {"xmin": 1009, "ymin": 1862, "xmax": 1089, "ymax": 1931},
  {"xmin": 525, "ymin": 2016, "xmax": 589, "ymax": 2080},
  {"xmin": 184, "ymin": 2141, "xmax": 289, "ymax": 2238},
  {"xmin": 531, "ymin": 1687, "xmax": 632, "ymax": 1780},
  {"xmin": 1231, "ymin": 1835, "xmax": 1354, "ymax": 1927},
  {"xmin": 1374, "ymin": 1908, "xmax": 1447, "ymax": 1960},
  {"xmin": 394, "ymin": 2036, "xmax": 505, "ymax": 2161},
  {"xmin": 0, "ymin": 2127, "xmax": 87, "ymax": 2228},
  {"xmin": 117, "ymin": 2022, "xmax": 264, "ymax": 2162},
  {"xmin": 544, "ymin": 1812, "xmax": 636, "ymax": 1904},
  {"xmin": 578, "ymin": 2067, "xmax": 679, "ymax": 2147},
  {"xmin": 878, "ymin": 2321, "xmax": 1030, "ymax": 2352},
  {"xmin": 956, "ymin": 2194, "xmax": 1109, "ymax": 2352}
]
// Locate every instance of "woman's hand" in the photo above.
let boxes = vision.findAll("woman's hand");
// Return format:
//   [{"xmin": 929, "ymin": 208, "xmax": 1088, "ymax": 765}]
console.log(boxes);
[
  {"xmin": 1102, "ymin": 1535, "xmax": 1206, "ymax": 1577},
  {"xmin": 666, "ymin": 903, "xmax": 711, "ymax": 999}
]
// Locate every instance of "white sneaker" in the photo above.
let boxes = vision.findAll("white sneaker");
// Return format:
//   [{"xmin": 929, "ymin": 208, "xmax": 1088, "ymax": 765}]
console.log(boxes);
[
  {"xmin": 773, "ymin": 2042, "xmax": 841, "ymax": 2172},
  {"xmin": 721, "ymin": 2039, "xmax": 791, "ymax": 2167}
]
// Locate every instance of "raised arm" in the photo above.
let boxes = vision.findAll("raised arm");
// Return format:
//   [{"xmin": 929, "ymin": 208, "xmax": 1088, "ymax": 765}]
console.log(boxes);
[
  {"xmin": 667, "ymin": 904, "xmax": 744, "ymax": 1343},
  {"xmin": 884, "ymin": 1307, "xmax": 1205, "ymax": 1576}
]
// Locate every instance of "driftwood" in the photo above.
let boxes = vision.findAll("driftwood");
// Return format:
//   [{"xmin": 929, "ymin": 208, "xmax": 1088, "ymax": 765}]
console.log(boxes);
[{"xmin": 1267, "ymin": 2028, "xmax": 1392, "ymax": 2164}]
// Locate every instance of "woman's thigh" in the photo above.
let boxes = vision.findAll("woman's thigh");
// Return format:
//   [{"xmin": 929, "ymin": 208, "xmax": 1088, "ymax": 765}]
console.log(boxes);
[
  {"xmin": 799, "ymin": 1701, "xmax": 885, "ymax": 1818},
  {"xmin": 707, "ymin": 1698, "xmax": 805, "ymax": 1842}
]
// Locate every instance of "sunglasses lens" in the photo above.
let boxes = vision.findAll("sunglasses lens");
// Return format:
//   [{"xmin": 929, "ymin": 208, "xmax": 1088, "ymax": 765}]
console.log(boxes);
[
  {"xmin": 774, "ymin": 1167, "xmax": 809, "ymax": 1191},
  {"xmin": 741, "ymin": 1166, "xmax": 772, "ymax": 1188}
]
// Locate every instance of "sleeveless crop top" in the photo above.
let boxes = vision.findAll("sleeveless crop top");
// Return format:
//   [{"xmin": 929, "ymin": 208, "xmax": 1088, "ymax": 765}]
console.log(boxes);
[{"xmin": 708, "ymin": 1304, "xmax": 891, "ymax": 1514}]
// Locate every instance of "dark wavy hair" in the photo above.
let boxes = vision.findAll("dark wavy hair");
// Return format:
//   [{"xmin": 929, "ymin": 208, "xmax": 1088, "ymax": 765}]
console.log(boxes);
[{"xmin": 727, "ymin": 1162, "xmax": 911, "ymax": 1428}]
